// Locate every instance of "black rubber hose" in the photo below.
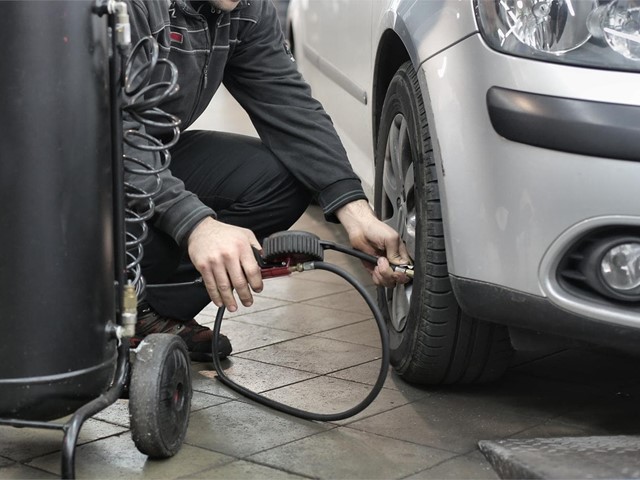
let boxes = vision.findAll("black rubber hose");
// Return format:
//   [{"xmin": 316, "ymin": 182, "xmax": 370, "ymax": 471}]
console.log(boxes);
[
  {"xmin": 320, "ymin": 240, "xmax": 379, "ymax": 264},
  {"xmin": 211, "ymin": 261, "xmax": 390, "ymax": 421}
]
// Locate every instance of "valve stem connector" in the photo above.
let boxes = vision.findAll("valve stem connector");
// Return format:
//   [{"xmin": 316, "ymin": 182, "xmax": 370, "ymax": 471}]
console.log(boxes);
[
  {"xmin": 110, "ymin": 1, "xmax": 131, "ymax": 48},
  {"xmin": 392, "ymin": 265, "xmax": 415, "ymax": 278},
  {"xmin": 120, "ymin": 283, "xmax": 137, "ymax": 338}
]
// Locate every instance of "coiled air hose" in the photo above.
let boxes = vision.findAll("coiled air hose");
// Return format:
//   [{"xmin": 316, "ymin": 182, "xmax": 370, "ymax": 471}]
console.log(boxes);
[
  {"xmin": 210, "ymin": 231, "xmax": 392, "ymax": 421},
  {"xmin": 121, "ymin": 37, "xmax": 181, "ymax": 299}
]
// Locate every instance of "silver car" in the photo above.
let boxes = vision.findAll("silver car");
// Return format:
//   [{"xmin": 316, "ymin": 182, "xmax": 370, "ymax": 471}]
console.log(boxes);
[{"xmin": 287, "ymin": 0, "xmax": 640, "ymax": 385}]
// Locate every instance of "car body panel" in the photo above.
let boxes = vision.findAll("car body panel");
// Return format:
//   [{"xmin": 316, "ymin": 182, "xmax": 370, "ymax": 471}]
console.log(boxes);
[
  {"xmin": 376, "ymin": 0, "xmax": 477, "ymax": 66},
  {"xmin": 422, "ymin": 35, "xmax": 640, "ymax": 295}
]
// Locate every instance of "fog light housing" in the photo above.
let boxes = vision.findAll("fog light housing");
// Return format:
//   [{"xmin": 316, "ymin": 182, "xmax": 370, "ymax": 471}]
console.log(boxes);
[{"xmin": 600, "ymin": 242, "xmax": 640, "ymax": 291}]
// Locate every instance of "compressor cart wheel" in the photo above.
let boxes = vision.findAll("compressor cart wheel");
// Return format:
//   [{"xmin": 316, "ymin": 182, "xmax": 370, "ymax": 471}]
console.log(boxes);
[{"xmin": 129, "ymin": 334, "xmax": 192, "ymax": 458}]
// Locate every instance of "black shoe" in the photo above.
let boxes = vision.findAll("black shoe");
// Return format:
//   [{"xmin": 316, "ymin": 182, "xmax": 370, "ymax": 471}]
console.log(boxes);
[{"xmin": 132, "ymin": 308, "xmax": 232, "ymax": 361}]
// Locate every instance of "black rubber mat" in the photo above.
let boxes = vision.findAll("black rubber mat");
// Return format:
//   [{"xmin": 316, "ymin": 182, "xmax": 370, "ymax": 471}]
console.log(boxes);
[{"xmin": 478, "ymin": 436, "xmax": 640, "ymax": 479}]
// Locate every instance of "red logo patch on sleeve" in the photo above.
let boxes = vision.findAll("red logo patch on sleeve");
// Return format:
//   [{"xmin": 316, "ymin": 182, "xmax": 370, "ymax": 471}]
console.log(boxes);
[{"xmin": 170, "ymin": 31, "xmax": 183, "ymax": 44}]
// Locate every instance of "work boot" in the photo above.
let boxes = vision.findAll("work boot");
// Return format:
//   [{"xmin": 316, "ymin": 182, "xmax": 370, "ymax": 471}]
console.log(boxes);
[{"xmin": 132, "ymin": 306, "xmax": 232, "ymax": 361}]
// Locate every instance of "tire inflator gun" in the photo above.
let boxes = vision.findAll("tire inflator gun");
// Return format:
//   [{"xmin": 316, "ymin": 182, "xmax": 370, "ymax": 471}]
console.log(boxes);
[{"xmin": 210, "ymin": 230, "xmax": 414, "ymax": 422}]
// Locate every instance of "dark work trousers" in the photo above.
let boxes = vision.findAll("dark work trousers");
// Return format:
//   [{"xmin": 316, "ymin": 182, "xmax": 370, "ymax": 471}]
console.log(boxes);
[{"xmin": 140, "ymin": 130, "xmax": 312, "ymax": 321}]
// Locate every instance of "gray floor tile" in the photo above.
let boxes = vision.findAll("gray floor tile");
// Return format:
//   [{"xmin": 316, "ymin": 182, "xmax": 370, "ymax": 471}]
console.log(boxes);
[
  {"xmin": 346, "ymin": 393, "xmax": 547, "ymax": 454},
  {"xmin": 328, "ymin": 359, "xmax": 393, "ymax": 386},
  {"xmin": 198, "ymin": 295, "xmax": 288, "ymax": 320},
  {"xmin": 186, "ymin": 459, "xmax": 309, "ymax": 479},
  {"xmin": 249, "ymin": 426, "xmax": 455, "ymax": 479},
  {"xmin": 453, "ymin": 371, "xmax": 610, "ymax": 419},
  {"xmin": 191, "ymin": 390, "xmax": 234, "ymax": 412},
  {"xmin": 304, "ymin": 289, "xmax": 376, "ymax": 318},
  {"xmin": 257, "ymin": 276, "xmax": 352, "ymax": 303},
  {"xmin": 198, "ymin": 318, "xmax": 304, "ymax": 354},
  {"xmin": 29, "ymin": 434, "xmax": 233, "ymax": 479},
  {"xmin": 260, "ymin": 375, "xmax": 415, "ymax": 423},
  {"xmin": 230, "ymin": 302, "xmax": 369, "ymax": 335},
  {"xmin": 204, "ymin": 356, "xmax": 317, "ymax": 393},
  {"xmin": 510, "ymin": 419, "xmax": 597, "ymax": 439},
  {"xmin": 328, "ymin": 362, "xmax": 429, "ymax": 399},
  {"xmin": 93, "ymin": 399, "xmax": 130, "ymax": 428},
  {"xmin": 552, "ymin": 397, "xmax": 640, "ymax": 435},
  {"xmin": 0, "ymin": 463, "xmax": 57, "ymax": 479},
  {"xmin": 237, "ymin": 336, "xmax": 381, "ymax": 374},
  {"xmin": 0, "ymin": 418, "xmax": 126, "ymax": 462},
  {"xmin": 185, "ymin": 400, "xmax": 332, "ymax": 458},
  {"xmin": 512, "ymin": 347, "xmax": 640, "ymax": 391},
  {"xmin": 314, "ymin": 319, "xmax": 384, "ymax": 348},
  {"xmin": 406, "ymin": 451, "xmax": 499, "ymax": 479},
  {"xmin": 191, "ymin": 364, "xmax": 243, "ymax": 400}
]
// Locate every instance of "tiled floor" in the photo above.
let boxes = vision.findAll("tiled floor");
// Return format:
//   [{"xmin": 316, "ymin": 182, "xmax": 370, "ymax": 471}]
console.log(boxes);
[{"xmin": 2, "ymin": 90, "xmax": 639, "ymax": 479}]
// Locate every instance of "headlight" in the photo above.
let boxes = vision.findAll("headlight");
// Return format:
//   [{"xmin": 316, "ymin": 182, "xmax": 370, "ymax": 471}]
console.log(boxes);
[{"xmin": 476, "ymin": 0, "xmax": 640, "ymax": 71}]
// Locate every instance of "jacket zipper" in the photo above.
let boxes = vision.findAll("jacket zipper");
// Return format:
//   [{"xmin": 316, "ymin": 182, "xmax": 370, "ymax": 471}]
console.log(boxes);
[{"xmin": 182, "ymin": 9, "xmax": 216, "ymax": 125}]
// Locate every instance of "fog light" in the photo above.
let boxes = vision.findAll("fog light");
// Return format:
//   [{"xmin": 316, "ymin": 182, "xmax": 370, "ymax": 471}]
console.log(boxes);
[{"xmin": 600, "ymin": 242, "xmax": 640, "ymax": 291}]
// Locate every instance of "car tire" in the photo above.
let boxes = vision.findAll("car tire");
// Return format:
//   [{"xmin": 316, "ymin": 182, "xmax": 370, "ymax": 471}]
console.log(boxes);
[{"xmin": 374, "ymin": 62, "xmax": 513, "ymax": 385}]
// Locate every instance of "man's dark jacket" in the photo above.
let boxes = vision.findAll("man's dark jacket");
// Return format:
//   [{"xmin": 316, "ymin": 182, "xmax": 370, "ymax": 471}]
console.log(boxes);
[{"xmin": 125, "ymin": 0, "xmax": 366, "ymax": 245}]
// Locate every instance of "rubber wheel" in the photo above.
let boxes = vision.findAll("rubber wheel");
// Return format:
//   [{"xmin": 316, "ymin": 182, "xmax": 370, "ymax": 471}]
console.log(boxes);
[
  {"xmin": 374, "ymin": 62, "xmax": 513, "ymax": 385},
  {"xmin": 129, "ymin": 333, "xmax": 192, "ymax": 458}
]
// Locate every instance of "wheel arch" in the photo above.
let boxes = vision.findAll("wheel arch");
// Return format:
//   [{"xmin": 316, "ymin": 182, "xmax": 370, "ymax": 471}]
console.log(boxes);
[{"xmin": 372, "ymin": 30, "xmax": 411, "ymax": 154}]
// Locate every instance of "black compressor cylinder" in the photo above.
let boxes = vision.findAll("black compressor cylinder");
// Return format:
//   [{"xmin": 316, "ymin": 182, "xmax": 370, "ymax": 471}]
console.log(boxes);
[{"xmin": 0, "ymin": 1, "xmax": 118, "ymax": 421}]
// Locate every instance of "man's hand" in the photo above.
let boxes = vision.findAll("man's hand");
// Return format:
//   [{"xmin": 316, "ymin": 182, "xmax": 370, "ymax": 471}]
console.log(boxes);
[
  {"xmin": 335, "ymin": 199, "xmax": 411, "ymax": 288},
  {"xmin": 187, "ymin": 217, "xmax": 263, "ymax": 312}
]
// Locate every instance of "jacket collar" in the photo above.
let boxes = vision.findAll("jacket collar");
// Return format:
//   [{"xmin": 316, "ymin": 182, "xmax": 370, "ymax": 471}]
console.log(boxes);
[{"xmin": 179, "ymin": 0, "xmax": 250, "ymax": 16}]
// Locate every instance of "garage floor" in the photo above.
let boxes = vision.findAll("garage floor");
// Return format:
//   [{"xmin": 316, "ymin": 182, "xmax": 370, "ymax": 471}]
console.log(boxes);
[{"xmin": 2, "ymin": 90, "xmax": 639, "ymax": 480}]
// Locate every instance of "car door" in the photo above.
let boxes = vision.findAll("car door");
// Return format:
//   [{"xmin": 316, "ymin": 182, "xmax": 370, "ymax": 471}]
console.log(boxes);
[{"xmin": 295, "ymin": 0, "xmax": 376, "ymax": 196}]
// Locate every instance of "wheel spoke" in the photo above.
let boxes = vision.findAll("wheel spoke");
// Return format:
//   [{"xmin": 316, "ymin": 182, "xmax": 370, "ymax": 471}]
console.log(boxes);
[
  {"xmin": 389, "ymin": 281, "xmax": 412, "ymax": 332},
  {"xmin": 390, "ymin": 116, "xmax": 408, "ymax": 190},
  {"xmin": 382, "ymin": 161, "xmax": 398, "ymax": 209},
  {"xmin": 404, "ymin": 164, "xmax": 414, "ymax": 195},
  {"xmin": 384, "ymin": 205, "xmax": 402, "ymax": 232},
  {"xmin": 383, "ymin": 117, "xmax": 402, "ymax": 198}
]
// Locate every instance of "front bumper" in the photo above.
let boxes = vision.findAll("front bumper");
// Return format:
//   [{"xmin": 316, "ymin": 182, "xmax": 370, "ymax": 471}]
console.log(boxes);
[
  {"xmin": 419, "ymin": 33, "xmax": 640, "ymax": 334},
  {"xmin": 487, "ymin": 87, "xmax": 640, "ymax": 162}
]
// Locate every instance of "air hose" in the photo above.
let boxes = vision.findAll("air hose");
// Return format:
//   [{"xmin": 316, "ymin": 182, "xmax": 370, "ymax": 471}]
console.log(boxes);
[
  {"xmin": 210, "ymin": 231, "xmax": 395, "ymax": 421},
  {"xmin": 121, "ymin": 36, "xmax": 181, "ymax": 299}
]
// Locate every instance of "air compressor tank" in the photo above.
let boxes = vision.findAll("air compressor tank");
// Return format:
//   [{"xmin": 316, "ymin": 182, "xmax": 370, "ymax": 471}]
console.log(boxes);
[{"xmin": 0, "ymin": 1, "xmax": 117, "ymax": 420}]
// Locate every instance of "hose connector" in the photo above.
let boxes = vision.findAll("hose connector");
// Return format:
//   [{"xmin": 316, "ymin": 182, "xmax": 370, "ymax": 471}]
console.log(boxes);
[
  {"xmin": 93, "ymin": 1, "xmax": 131, "ymax": 50},
  {"xmin": 111, "ymin": 1, "xmax": 131, "ymax": 49},
  {"xmin": 120, "ymin": 282, "xmax": 137, "ymax": 338}
]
